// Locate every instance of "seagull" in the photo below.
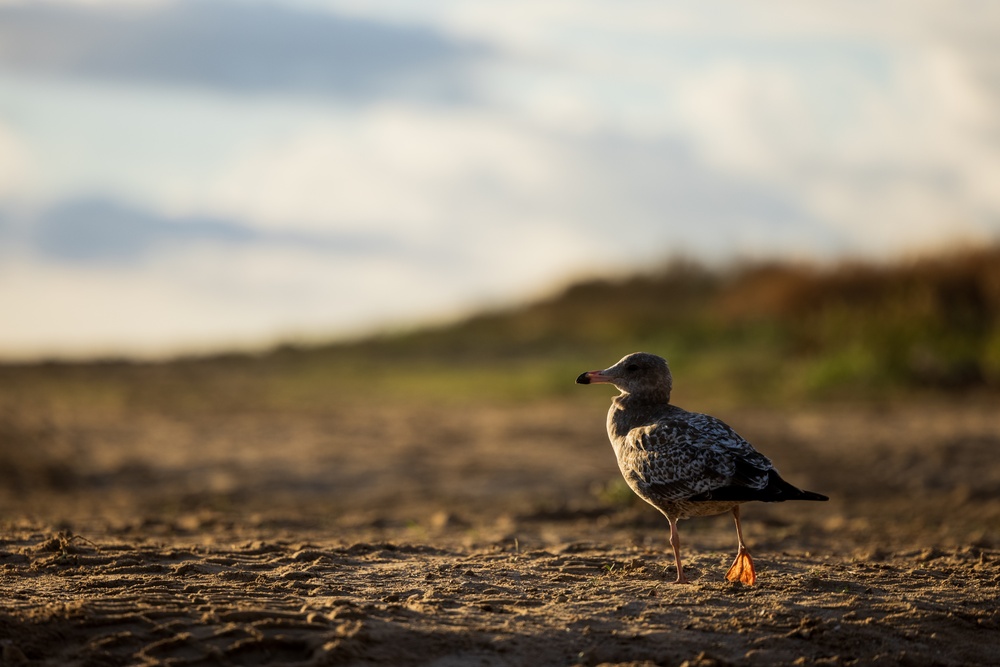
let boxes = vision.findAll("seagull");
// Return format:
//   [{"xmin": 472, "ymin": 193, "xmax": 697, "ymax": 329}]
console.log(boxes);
[{"xmin": 577, "ymin": 352, "xmax": 828, "ymax": 585}]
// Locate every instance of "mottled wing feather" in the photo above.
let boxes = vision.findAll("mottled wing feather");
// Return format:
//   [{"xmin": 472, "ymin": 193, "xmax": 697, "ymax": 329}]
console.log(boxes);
[{"xmin": 623, "ymin": 411, "xmax": 773, "ymax": 504}]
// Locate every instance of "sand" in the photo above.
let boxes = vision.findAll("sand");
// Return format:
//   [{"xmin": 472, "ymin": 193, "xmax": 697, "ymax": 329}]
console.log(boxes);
[{"xmin": 1, "ymin": 393, "xmax": 998, "ymax": 665}]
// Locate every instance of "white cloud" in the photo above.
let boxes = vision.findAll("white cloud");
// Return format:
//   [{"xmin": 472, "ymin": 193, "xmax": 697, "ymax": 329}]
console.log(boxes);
[
  {"xmin": 5, "ymin": 1, "xmax": 998, "ymax": 254},
  {"xmin": 0, "ymin": 122, "xmax": 32, "ymax": 198},
  {"xmin": 192, "ymin": 105, "xmax": 593, "ymax": 241}
]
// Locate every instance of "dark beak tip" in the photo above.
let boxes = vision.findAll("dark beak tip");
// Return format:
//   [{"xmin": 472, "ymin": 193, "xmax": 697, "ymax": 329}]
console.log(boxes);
[{"xmin": 575, "ymin": 372, "xmax": 591, "ymax": 385}]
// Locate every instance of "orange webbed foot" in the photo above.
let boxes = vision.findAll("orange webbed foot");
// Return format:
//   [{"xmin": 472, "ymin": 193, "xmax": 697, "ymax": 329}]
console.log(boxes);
[{"xmin": 725, "ymin": 547, "xmax": 756, "ymax": 586}]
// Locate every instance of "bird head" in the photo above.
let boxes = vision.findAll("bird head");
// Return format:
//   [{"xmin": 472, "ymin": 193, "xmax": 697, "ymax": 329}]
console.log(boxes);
[{"xmin": 576, "ymin": 352, "xmax": 673, "ymax": 403}]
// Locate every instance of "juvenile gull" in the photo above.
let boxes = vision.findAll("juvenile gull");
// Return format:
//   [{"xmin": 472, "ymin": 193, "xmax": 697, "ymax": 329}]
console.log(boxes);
[{"xmin": 577, "ymin": 352, "xmax": 828, "ymax": 585}]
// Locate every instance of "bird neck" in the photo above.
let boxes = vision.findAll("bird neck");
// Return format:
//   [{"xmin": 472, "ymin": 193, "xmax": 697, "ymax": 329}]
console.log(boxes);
[
  {"xmin": 608, "ymin": 391, "xmax": 671, "ymax": 439},
  {"xmin": 614, "ymin": 389, "xmax": 670, "ymax": 409}
]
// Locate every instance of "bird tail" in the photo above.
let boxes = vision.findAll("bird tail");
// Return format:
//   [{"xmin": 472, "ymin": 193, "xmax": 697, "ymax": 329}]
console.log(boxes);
[
  {"xmin": 767, "ymin": 472, "xmax": 828, "ymax": 502},
  {"xmin": 688, "ymin": 470, "xmax": 829, "ymax": 503}
]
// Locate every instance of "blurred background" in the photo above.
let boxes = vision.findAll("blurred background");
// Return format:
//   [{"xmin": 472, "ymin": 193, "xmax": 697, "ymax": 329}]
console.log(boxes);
[
  {"xmin": 1, "ymin": 0, "xmax": 998, "ymax": 360},
  {"xmin": 1, "ymin": 0, "xmax": 999, "ymax": 546}
]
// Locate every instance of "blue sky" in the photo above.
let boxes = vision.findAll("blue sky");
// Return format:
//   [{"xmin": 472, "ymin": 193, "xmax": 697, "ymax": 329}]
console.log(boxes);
[{"xmin": 1, "ymin": 0, "xmax": 998, "ymax": 358}]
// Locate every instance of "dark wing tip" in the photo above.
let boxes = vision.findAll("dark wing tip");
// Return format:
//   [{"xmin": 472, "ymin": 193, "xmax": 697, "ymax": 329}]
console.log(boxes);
[{"xmin": 689, "ymin": 470, "xmax": 830, "ymax": 503}]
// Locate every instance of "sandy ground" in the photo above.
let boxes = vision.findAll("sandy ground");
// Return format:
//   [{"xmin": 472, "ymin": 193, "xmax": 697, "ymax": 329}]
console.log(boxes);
[{"xmin": 1, "ymin": 387, "xmax": 999, "ymax": 665}]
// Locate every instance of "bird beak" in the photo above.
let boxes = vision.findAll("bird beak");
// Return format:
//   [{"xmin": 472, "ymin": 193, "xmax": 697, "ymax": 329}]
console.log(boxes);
[{"xmin": 576, "ymin": 370, "xmax": 612, "ymax": 385}]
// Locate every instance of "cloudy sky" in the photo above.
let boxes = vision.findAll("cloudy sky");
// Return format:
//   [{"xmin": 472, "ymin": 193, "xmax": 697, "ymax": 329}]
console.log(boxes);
[{"xmin": 1, "ymin": 0, "xmax": 998, "ymax": 359}]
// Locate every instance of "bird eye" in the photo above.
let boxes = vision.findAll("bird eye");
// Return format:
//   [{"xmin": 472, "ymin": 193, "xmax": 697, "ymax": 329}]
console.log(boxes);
[{"xmin": 625, "ymin": 364, "xmax": 639, "ymax": 372}]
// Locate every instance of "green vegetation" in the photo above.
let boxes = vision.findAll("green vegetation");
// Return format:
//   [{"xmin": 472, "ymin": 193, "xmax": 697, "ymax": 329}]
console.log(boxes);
[
  {"xmin": 318, "ymin": 243, "xmax": 1000, "ymax": 404},
  {"xmin": 3, "ymin": 244, "xmax": 1000, "ymax": 410}
]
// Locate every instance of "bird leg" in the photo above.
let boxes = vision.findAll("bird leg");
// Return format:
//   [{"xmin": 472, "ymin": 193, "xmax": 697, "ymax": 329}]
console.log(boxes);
[
  {"xmin": 725, "ymin": 505, "xmax": 757, "ymax": 586},
  {"xmin": 667, "ymin": 517, "xmax": 689, "ymax": 584}
]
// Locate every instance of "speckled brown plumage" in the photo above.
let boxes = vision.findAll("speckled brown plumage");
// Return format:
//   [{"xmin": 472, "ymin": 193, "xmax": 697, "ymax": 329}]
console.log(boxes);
[{"xmin": 577, "ymin": 352, "xmax": 828, "ymax": 584}]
